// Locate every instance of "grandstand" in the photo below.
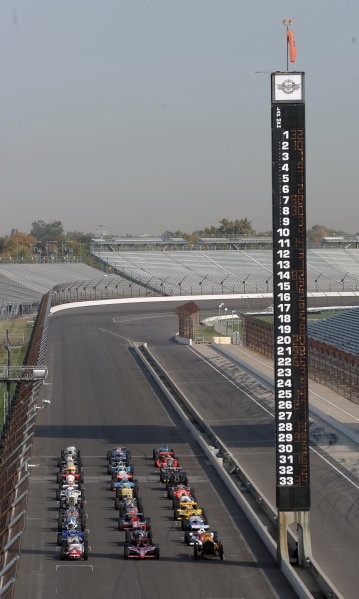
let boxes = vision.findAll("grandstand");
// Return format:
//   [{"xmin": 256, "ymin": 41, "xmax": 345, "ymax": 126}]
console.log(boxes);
[
  {"xmin": 93, "ymin": 249, "xmax": 359, "ymax": 296},
  {"xmin": 0, "ymin": 263, "xmax": 153, "ymax": 318},
  {"xmin": 308, "ymin": 308, "xmax": 359, "ymax": 356},
  {"xmin": 1, "ymin": 247, "xmax": 359, "ymax": 320}
]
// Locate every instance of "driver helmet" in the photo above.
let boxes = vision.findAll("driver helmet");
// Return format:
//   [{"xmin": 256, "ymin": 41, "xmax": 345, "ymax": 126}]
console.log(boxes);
[
  {"xmin": 167, "ymin": 457, "xmax": 174, "ymax": 466},
  {"xmin": 67, "ymin": 465, "xmax": 76, "ymax": 474},
  {"xmin": 66, "ymin": 474, "xmax": 75, "ymax": 485},
  {"xmin": 67, "ymin": 516, "xmax": 78, "ymax": 530},
  {"xmin": 66, "ymin": 446, "xmax": 76, "ymax": 454}
]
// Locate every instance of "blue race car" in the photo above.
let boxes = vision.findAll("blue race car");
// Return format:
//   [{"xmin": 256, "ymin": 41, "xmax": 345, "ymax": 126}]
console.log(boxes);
[
  {"xmin": 112, "ymin": 478, "xmax": 138, "ymax": 495},
  {"xmin": 107, "ymin": 447, "xmax": 131, "ymax": 464},
  {"xmin": 57, "ymin": 528, "xmax": 87, "ymax": 546},
  {"xmin": 108, "ymin": 461, "xmax": 134, "ymax": 476}
]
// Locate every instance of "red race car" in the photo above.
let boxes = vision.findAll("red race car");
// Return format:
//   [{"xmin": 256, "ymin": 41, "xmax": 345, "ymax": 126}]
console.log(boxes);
[
  {"xmin": 118, "ymin": 513, "xmax": 151, "ymax": 532},
  {"xmin": 155, "ymin": 455, "xmax": 179, "ymax": 469},
  {"xmin": 124, "ymin": 533, "xmax": 159, "ymax": 559},
  {"xmin": 170, "ymin": 484, "xmax": 194, "ymax": 505}
]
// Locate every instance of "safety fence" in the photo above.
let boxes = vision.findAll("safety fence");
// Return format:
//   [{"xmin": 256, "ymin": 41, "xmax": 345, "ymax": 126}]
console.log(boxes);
[
  {"xmin": 241, "ymin": 312, "xmax": 359, "ymax": 404},
  {"xmin": 0, "ymin": 291, "xmax": 51, "ymax": 597}
]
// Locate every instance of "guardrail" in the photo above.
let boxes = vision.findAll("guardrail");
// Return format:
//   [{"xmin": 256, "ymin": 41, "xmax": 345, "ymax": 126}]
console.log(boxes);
[
  {"xmin": 0, "ymin": 291, "xmax": 51, "ymax": 597},
  {"xmin": 134, "ymin": 341, "xmax": 344, "ymax": 599}
]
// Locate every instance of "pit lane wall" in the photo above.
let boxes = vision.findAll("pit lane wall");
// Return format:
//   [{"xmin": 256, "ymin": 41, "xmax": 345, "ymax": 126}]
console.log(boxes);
[
  {"xmin": 134, "ymin": 341, "xmax": 344, "ymax": 599},
  {"xmin": 0, "ymin": 291, "xmax": 52, "ymax": 598}
]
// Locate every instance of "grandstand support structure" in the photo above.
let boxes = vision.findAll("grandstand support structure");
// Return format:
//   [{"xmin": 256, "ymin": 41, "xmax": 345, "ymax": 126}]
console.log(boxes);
[{"xmin": 241, "ymin": 312, "xmax": 359, "ymax": 404}]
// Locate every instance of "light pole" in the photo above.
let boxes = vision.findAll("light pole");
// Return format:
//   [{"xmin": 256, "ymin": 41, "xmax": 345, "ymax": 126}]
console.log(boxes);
[
  {"xmin": 224, "ymin": 307, "xmax": 228, "ymax": 335},
  {"xmin": 243, "ymin": 274, "xmax": 250, "ymax": 293},
  {"xmin": 314, "ymin": 273, "xmax": 323, "ymax": 292},
  {"xmin": 199, "ymin": 276, "xmax": 207, "ymax": 294},
  {"xmin": 218, "ymin": 302, "xmax": 224, "ymax": 332},
  {"xmin": 220, "ymin": 274, "xmax": 230, "ymax": 294},
  {"xmin": 341, "ymin": 272, "xmax": 349, "ymax": 290},
  {"xmin": 178, "ymin": 276, "xmax": 187, "ymax": 296},
  {"xmin": 265, "ymin": 274, "xmax": 273, "ymax": 293}
]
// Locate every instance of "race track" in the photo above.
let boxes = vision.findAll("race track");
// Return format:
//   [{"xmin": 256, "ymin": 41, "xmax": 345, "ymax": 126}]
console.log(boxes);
[{"xmin": 14, "ymin": 302, "xmax": 297, "ymax": 599}]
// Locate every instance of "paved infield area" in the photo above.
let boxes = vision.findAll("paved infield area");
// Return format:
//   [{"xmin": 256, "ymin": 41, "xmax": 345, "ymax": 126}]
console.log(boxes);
[{"xmin": 14, "ymin": 302, "xmax": 297, "ymax": 599}]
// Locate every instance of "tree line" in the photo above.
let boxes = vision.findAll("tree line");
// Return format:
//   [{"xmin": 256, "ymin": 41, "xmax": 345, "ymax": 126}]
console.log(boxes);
[{"xmin": 0, "ymin": 219, "xmax": 355, "ymax": 260}]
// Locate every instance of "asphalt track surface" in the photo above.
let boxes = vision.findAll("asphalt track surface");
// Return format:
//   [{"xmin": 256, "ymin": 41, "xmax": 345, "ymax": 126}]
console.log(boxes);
[
  {"xmin": 14, "ymin": 301, "xmax": 298, "ymax": 599},
  {"xmin": 14, "ymin": 300, "xmax": 359, "ymax": 598}
]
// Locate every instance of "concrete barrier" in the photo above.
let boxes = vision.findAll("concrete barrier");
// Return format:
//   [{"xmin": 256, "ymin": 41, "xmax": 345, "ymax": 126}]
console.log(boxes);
[{"xmin": 133, "ymin": 342, "xmax": 342, "ymax": 599}]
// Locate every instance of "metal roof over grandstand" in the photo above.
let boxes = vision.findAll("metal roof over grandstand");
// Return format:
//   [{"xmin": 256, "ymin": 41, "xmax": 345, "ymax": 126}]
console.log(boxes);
[{"xmin": 308, "ymin": 307, "xmax": 359, "ymax": 356}]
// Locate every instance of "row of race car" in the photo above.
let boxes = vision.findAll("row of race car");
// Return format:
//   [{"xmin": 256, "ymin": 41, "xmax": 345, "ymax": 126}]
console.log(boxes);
[
  {"xmin": 107, "ymin": 446, "xmax": 160, "ymax": 559},
  {"xmin": 155, "ymin": 444, "xmax": 224, "ymax": 560},
  {"xmin": 54, "ymin": 443, "xmax": 223, "ymax": 561},
  {"xmin": 56, "ymin": 446, "xmax": 89, "ymax": 561}
]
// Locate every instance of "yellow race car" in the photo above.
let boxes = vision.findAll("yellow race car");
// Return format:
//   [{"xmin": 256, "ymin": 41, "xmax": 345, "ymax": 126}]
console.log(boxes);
[
  {"xmin": 173, "ymin": 496, "xmax": 199, "ymax": 520},
  {"xmin": 194, "ymin": 532, "xmax": 224, "ymax": 560}
]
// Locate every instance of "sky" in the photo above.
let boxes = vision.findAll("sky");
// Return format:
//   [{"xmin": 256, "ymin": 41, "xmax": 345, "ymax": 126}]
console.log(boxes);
[{"xmin": 0, "ymin": 1, "xmax": 358, "ymax": 237}]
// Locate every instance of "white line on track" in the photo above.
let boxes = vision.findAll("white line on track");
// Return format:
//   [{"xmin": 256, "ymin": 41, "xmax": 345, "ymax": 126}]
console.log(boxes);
[
  {"xmin": 56, "ymin": 565, "xmax": 93, "ymax": 570},
  {"xmin": 187, "ymin": 346, "xmax": 359, "ymax": 492},
  {"xmin": 234, "ymin": 347, "xmax": 359, "ymax": 422}
]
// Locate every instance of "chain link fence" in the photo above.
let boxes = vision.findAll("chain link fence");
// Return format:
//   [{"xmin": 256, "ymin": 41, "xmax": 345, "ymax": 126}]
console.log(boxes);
[{"xmin": 0, "ymin": 291, "xmax": 51, "ymax": 597}]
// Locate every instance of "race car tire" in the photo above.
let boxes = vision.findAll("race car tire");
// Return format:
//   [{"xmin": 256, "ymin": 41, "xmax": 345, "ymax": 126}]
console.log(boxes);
[
  {"xmin": 155, "ymin": 546, "xmax": 160, "ymax": 560},
  {"xmin": 181, "ymin": 517, "xmax": 187, "ymax": 531},
  {"xmin": 57, "ymin": 533, "xmax": 63, "ymax": 546},
  {"xmin": 83, "ymin": 541, "xmax": 89, "ymax": 560},
  {"xmin": 124, "ymin": 544, "xmax": 129, "ymax": 560},
  {"xmin": 107, "ymin": 451, "xmax": 111, "ymax": 461},
  {"xmin": 56, "ymin": 472, "xmax": 61, "ymax": 484},
  {"xmin": 146, "ymin": 518, "xmax": 151, "ymax": 531},
  {"xmin": 84, "ymin": 531, "xmax": 89, "ymax": 542},
  {"xmin": 60, "ymin": 546, "xmax": 66, "ymax": 561},
  {"xmin": 114, "ymin": 498, "xmax": 120, "ymax": 510},
  {"xmin": 77, "ymin": 450, "xmax": 81, "ymax": 458},
  {"xmin": 152, "ymin": 450, "xmax": 156, "ymax": 460},
  {"xmin": 194, "ymin": 544, "xmax": 199, "ymax": 560},
  {"xmin": 173, "ymin": 499, "xmax": 179, "ymax": 509},
  {"xmin": 80, "ymin": 472, "xmax": 84, "ymax": 483},
  {"xmin": 58, "ymin": 513, "xmax": 64, "ymax": 532},
  {"xmin": 219, "ymin": 543, "xmax": 224, "ymax": 560},
  {"xmin": 184, "ymin": 532, "xmax": 191, "ymax": 545},
  {"xmin": 167, "ymin": 489, "xmax": 173, "ymax": 499},
  {"xmin": 118, "ymin": 519, "xmax": 124, "ymax": 531},
  {"xmin": 201, "ymin": 510, "xmax": 208, "ymax": 524},
  {"xmin": 61, "ymin": 450, "xmax": 65, "ymax": 459},
  {"xmin": 108, "ymin": 465, "xmax": 113, "ymax": 475},
  {"xmin": 174, "ymin": 509, "xmax": 180, "ymax": 521},
  {"xmin": 137, "ymin": 498, "xmax": 143, "ymax": 512},
  {"xmin": 213, "ymin": 531, "xmax": 218, "ymax": 543},
  {"xmin": 56, "ymin": 489, "xmax": 61, "ymax": 501},
  {"xmin": 119, "ymin": 508, "xmax": 125, "ymax": 518},
  {"xmin": 81, "ymin": 515, "xmax": 87, "ymax": 531}
]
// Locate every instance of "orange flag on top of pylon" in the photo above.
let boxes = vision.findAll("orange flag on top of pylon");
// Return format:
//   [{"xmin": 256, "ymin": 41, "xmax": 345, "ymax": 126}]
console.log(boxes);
[{"xmin": 287, "ymin": 29, "xmax": 297, "ymax": 63}]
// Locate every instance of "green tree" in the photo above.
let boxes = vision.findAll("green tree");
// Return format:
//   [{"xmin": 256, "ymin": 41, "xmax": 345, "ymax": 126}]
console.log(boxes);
[
  {"xmin": 30, "ymin": 220, "xmax": 64, "ymax": 242},
  {"xmin": 307, "ymin": 225, "xmax": 329, "ymax": 243}
]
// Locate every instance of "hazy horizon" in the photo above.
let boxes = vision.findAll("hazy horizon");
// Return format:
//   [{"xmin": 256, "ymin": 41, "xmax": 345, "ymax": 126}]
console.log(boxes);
[{"xmin": 1, "ymin": 1, "xmax": 358, "ymax": 237}]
